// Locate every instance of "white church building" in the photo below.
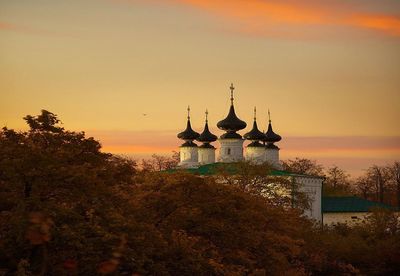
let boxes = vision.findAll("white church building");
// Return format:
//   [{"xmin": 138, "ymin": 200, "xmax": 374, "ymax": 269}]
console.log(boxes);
[{"xmin": 176, "ymin": 84, "xmax": 324, "ymax": 222}]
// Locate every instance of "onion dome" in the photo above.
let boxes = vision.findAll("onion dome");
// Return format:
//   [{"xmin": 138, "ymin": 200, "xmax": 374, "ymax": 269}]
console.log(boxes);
[
  {"xmin": 177, "ymin": 106, "xmax": 200, "ymax": 141},
  {"xmin": 263, "ymin": 110, "xmax": 282, "ymax": 143},
  {"xmin": 217, "ymin": 83, "xmax": 247, "ymax": 132},
  {"xmin": 197, "ymin": 110, "xmax": 218, "ymax": 143},
  {"xmin": 244, "ymin": 107, "xmax": 266, "ymax": 142},
  {"xmin": 220, "ymin": 131, "xmax": 242, "ymax": 139},
  {"xmin": 248, "ymin": 141, "xmax": 265, "ymax": 147},
  {"xmin": 266, "ymin": 143, "xmax": 279, "ymax": 149}
]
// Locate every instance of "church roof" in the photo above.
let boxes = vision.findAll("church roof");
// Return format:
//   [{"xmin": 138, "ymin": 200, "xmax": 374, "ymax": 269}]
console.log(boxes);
[
  {"xmin": 220, "ymin": 131, "xmax": 243, "ymax": 139},
  {"xmin": 244, "ymin": 109, "xmax": 266, "ymax": 141},
  {"xmin": 217, "ymin": 84, "xmax": 247, "ymax": 133},
  {"xmin": 166, "ymin": 162, "xmax": 323, "ymax": 178},
  {"xmin": 217, "ymin": 105, "xmax": 247, "ymax": 132},
  {"xmin": 177, "ymin": 119, "xmax": 200, "ymax": 140},
  {"xmin": 197, "ymin": 121, "xmax": 217, "ymax": 142},
  {"xmin": 177, "ymin": 107, "xmax": 200, "ymax": 141},
  {"xmin": 265, "ymin": 143, "xmax": 279, "ymax": 149},
  {"xmin": 180, "ymin": 140, "xmax": 198, "ymax": 147},
  {"xmin": 263, "ymin": 121, "xmax": 281, "ymax": 143},
  {"xmin": 247, "ymin": 141, "xmax": 265, "ymax": 147},
  {"xmin": 197, "ymin": 111, "xmax": 218, "ymax": 143},
  {"xmin": 322, "ymin": 196, "xmax": 395, "ymax": 213}
]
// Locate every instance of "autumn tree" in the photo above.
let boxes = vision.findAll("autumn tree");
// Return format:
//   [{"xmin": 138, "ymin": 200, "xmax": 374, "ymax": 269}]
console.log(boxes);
[
  {"xmin": 128, "ymin": 172, "xmax": 354, "ymax": 275},
  {"xmin": 355, "ymin": 175, "xmax": 373, "ymax": 199},
  {"xmin": 324, "ymin": 165, "xmax": 353, "ymax": 196},
  {"xmin": 387, "ymin": 161, "xmax": 400, "ymax": 209},
  {"xmin": 282, "ymin": 158, "xmax": 324, "ymax": 176},
  {"xmin": 315, "ymin": 209, "xmax": 400, "ymax": 275},
  {"xmin": 140, "ymin": 152, "xmax": 179, "ymax": 172},
  {"xmin": 0, "ymin": 110, "xmax": 138, "ymax": 274},
  {"xmin": 2, "ymin": 110, "xmax": 398, "ymax": 275},
  {"xmin": 215, "ymin": 161, "xmax": 310, "ymax": 210},
  {"xmin": 354, "ymin": 165, "xmax": 391, "ymax": 204}
]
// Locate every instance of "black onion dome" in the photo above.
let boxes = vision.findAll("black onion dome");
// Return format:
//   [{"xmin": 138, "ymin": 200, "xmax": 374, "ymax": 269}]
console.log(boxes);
[
  {"xmin": 217, "ymin": 105, "xmax": 247, "ymax": 132},
  {"xmin": 177, "ymin": 119, "xmax": 200, "ymax": 141},
  {"xmin": 264, "ymin": 122, "xmax": 281, "ymax": 143},
  {"xmin": 199, "ymin": 143, "xmax": 215, "ymax": 149},
  {"xmin": 181, "ymin": 141, "xmax": 198, "ymax": 147},
  {"xmin": 244, "ymin": 121, "xmax": 266, "ymax": 141},
  {"xmin": 220, "ymin": 131, "xmax": 242, "ymax": 139},
  {"xmin": 248, "ymin": 141, "xmax": 265, "ymax": 147},
  {"xmin": 266, "ymin": 142, "xmax": 279, "ymax": 149},
  {"xmin": 197, "ymin": 121, "xmax": 217, "ymax": 143}
]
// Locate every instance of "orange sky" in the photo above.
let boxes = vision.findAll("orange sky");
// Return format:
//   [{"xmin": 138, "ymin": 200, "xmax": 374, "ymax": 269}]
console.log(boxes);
[{"xmin": 1, "ymin": 0, "xmax": 399, "ymax": 176}]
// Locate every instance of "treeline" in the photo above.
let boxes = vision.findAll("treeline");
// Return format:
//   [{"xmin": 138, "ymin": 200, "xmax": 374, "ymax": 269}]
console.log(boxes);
[
  {"xmin": 142, "ymin": 149, "xmax": 400, "ymax": 208},
  {"xmin": 280, "ymin": 158, "xmax": 400, "ymax": 208},
  {"xmin": 0, "ymin": 110, "xmax": 399, "ymax": 275}
]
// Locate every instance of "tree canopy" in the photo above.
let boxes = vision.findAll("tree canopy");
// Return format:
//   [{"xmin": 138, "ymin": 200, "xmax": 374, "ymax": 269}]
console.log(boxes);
[{"xmin": 0, "ymin": 110, "xmax": 399, "ymax": 275}]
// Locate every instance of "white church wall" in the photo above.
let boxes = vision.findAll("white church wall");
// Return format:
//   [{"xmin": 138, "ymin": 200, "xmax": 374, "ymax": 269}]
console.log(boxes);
[
  {"xmin": 179, "ymin": 146, "xmax": 199, "ymax": 168},
  {"xmin": 265, "ymin": 148, "xmax": 281, "ymax": 169},
  {"xmin": 218, "ymin": 139, "xmax": 244, "ymax": 163},
  {"xmin": 295, "ymin": 176, "xmax": 323, "ymax": 222},
  {"xmin": 198, "ymin": 147, "xmax": 216, "ymax": 165},
  {"xmin": 323, "ymin": 212, "xmax": 368, "ymax": 226},
  {"xmin": 245, "ymin": 146, "xmax": 266, "ymax": 164}
]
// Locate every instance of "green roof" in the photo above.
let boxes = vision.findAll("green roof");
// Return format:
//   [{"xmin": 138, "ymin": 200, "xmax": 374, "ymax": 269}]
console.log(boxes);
[
  {"xmin": 166, "ymin": 162, "xmax": 322, "ymax": 178},
  {"xmin": 322, "ymin": 196, "xmax": 394, "ymax": 213}
]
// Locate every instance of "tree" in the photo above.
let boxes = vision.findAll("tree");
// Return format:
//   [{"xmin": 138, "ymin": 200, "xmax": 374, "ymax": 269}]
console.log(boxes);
[
  {"xmin": 316, "ymin": 209, "xmax": 400, "ymax": 275},
  {"xmin": 324, "ymin": 165, "xmax": 352, "ymax": 196},
  {"xmin": 23, "ymin": 110, "xmax": 64, "ymax": 133},
  {"xmin": 388, "ymin": 162, "xmax": 400, "ymax": 209},
  {"xmin": 128, "ymin": 172, "xmax": 353, "ymax": 275},
  {"xmin": 140, "ymin": 152, "xmax": 179, "ymax": 172},
  {"xmin": 215, "ymin": 161, "xmax": 310, "ymax": 210},
  {"xmin": 2, "ymin": 110, "xmax": 398, "ymax": 275},
  {"xmin": 281, "ymin": 158, "xmax": 324, "ymax": 176},
  {"xmin": 355, "ymin": 175, "xmax": 373, "ymax": 200},
  {"xmin": 0, "ymin": 110, "xmax": 138, "ymax": 274},
  {"xmin": 366, "ymin": 165, "xmax": 390, "ymax": 203}
]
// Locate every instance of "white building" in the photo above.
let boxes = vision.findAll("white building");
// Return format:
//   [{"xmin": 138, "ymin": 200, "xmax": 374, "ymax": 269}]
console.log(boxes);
[
  {"xmin": 322, "ymin": 196, "xmax": 395, "ymax": 225},
  {"xmin": 176, "ymin": 84, "xmax": 323, "ymax": 222}
]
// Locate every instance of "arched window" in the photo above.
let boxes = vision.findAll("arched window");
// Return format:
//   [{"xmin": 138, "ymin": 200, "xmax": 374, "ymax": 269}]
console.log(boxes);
[{"xmin": 227, "ymin": 148, "xmax": 231, "ymax": 155}]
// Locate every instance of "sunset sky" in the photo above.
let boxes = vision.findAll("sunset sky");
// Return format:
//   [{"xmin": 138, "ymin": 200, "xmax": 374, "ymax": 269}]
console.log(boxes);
[{"xmin": 1, "ymin": 0, "xmax": 399, "ymax": 176}]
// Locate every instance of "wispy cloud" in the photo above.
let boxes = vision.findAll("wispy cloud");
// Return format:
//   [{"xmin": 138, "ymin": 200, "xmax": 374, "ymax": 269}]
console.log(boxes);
[
  {"xmin": 88, "ymin": 129, "xmax": 400, "ymax": 176},
  {"xmin": 88, "ymin": 129, "xmax": 400, "ymax": 156},
  {"xmin": 0, "ymin": 21, "xmax": 79, "ymax": 38},
  {"xmin": 120, "ymin": 0, "xmax": 400, "ymax": 38}
]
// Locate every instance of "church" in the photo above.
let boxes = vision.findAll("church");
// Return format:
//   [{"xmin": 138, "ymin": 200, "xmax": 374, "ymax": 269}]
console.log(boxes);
[{"xmin": 176, "ymin": 84, "xmax": 324, "ymax": 222}]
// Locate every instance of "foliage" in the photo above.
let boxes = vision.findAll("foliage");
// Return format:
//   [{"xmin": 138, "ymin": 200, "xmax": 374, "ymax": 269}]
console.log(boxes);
[
  {"xmin": 0, "ymin": 110, "xmax": 137, "ymax": 275},
  {"xmin": 215, "ymin": 161, "xmax": 310, "ymax": 210},
  {"xmin": 0, "ymin": 110, "xmax": 399, "ymax": 275},
  {"xmin": 324, "ymin": 165, "xmax": 353, "ymax": 196},
  {"xmin": 355, "ymin": 163, "xmax": 400, "ymax": 207},
  {"xmin": 314, "ymin": 209, "xmax": 400, "ymax": 275},
  {"xmin": 140, "ymin": 152, "xmax": 179, "ymax": 172},
  {"xmin": 281, "ymin": 158, "xmax": 324, "ymax": 176},
  {"xmin": 128, "ymin": 172, "xmax": 356, "ymax": 275}
]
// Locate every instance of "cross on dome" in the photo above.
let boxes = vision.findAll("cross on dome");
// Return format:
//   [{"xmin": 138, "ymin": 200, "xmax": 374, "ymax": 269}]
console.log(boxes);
[{"xmin": 230, "ymin": 83, "xmax": 235, "ymax": 105}]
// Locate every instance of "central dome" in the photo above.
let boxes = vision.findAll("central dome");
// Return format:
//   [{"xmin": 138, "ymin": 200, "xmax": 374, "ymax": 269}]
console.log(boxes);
[
  {"xmin": 217, "ymin": 105, "xmax": 247, "ymax": 132},
  {"xmin": 217, "ymin": 83, "xmax": 247, "ymax": 133}
]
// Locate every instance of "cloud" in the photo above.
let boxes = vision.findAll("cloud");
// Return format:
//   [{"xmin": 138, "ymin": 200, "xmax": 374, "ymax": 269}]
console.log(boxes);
[
  {"xmin": 122, "ymin": 0, "xmax": 400, "ymax": 38},
  {"xmin": 88, "ymin": 129, "xmax": 400, "ymax": 156},
  {"xmin": 0, "ymin": 21, "xmax": 79, "ymax": 38},
  {"xmin": 88, "ymin": 129, "xmax": 400, "ymax": 176}
]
